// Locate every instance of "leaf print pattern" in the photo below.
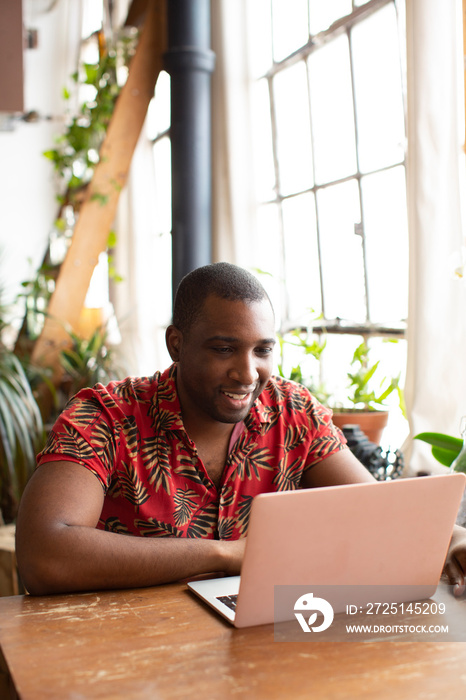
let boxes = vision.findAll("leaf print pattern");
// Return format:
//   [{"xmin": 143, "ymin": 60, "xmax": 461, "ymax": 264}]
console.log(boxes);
[
  {"xmin": 218, "ymin": 517, "xmax": 236, "ymax": 540},
  {"xmin": 142, "ymin": 435, "xmax": 173, "ymax": 495},
  {"xmin": 118, "ymin": 461, "xmax": 151, "ymax": 509},
  {"xmin": 273, "ymin": 456, "xmax": 303, "ymax": 491},
  {"xmin": 135, "ymin": 518, "xmax": 183, "ymax": 537},
  {"xmin": 261, "ymin": 404, "xmax": 282, "ymax": 433},
  {"xmin": 219, "ymin": 484, "xmax": 235, "ymax": 509},
  {"xmin": 113, "ymin": 375, "xmax": 153, "ymax": 404},
  {"xmin": 120, "ymin": 416, "xmax": 140, "ymax": 459},
  {"xmin": 234, "ymin": 445, "xmax": 273, "ymax": 481},
  {"xmin": 67, "ymin": 397, "xmax": 103, "ymax": 426},
  {"xmin": 41, "ymin": 424, "xmax": 95, "ymax": 462},
  {"xmin": 173, "ymin": 487, "xmax": 199, "ymax": 527},
  {"xmin": 283, "ymin": 425, "xmax": 308, "ymax": 452},
  {"xmin": 101, "ymin": 516, "xmax": 130, "ymax": 534},
  {"xmin": 154, "ymin": 407, "xmax": 180, "ymax": 433},
  {"xmin": 235, "ymin": 495, "xmax": 254, "ymax": 536},
  {"xmin": 90, "ymin": 420, "xmax": 117, "ymax": 471},
  {"xmin": 38, "ymin": 365, "xmax": 347, "ymax": 541},
  {"xmin": 186, "ymin": 503, "xmax": 218, "ymax": 538},
  {"xmin": 174, "ymin": 450, "xmax": 213, "ymax": 489}
]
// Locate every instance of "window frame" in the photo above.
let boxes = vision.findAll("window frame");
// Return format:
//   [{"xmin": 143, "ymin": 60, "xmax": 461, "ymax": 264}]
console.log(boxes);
[{"xmin": 255, "ymin": 0, "xmax": 407, "ymax": 341}]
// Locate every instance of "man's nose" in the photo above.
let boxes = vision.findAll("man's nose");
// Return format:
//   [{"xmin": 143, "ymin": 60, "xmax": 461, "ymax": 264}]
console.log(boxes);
[{"xmin": 227, "ymin": 353, "xmax": 259, "ymax": 386}]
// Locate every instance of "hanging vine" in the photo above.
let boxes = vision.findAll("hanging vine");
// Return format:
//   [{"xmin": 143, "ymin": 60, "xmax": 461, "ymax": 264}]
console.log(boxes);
[{"xmin": 18, "ymin": 27, "xmax": 138, "ymax": 344}]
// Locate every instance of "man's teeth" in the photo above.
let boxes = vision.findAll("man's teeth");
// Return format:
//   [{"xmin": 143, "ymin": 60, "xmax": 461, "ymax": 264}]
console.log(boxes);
[{"xmin": 224, "ymin": 391, "xmax": 248, "ymax": 400}]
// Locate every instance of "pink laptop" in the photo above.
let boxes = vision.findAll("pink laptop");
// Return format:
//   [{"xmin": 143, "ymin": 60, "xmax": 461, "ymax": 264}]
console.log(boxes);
[{"xmin": 187, "ymin": 473, "xmax": 466, "ymax": 627}]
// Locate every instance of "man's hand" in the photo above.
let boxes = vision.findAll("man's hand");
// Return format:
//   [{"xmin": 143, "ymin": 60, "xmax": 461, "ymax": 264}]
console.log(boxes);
[
  {"xmin": 217, "ymin": 538, "xmax": 246, "ymax": 576},
  {"xmin": 443, "ymin": 524, "xmax": 466, "ymax": 596}
]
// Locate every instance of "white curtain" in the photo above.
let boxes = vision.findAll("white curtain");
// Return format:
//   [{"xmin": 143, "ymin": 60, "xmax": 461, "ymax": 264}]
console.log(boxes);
[
  {"xmin": 404, "ymin": 0, "xmax": 466, "ymax": 473},
  {"xmin": 112, "ymin": 119, "xmax": 172, "ymax": 377},
  {"xmin": 211, "ymin": 0, "xmax": 257, "ymax": 266}
]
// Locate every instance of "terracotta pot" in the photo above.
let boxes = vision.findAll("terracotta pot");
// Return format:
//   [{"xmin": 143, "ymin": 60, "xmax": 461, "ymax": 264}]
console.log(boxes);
[{"xmin": 331, "ymin": 410, "xmax": 389, "ymax": 445}]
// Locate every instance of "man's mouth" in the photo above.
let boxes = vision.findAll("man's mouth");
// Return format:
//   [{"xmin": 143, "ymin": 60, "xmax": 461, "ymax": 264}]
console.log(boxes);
[{"xmin": 222, "ymin": 391, "xmax": 250, "ymax": 401}]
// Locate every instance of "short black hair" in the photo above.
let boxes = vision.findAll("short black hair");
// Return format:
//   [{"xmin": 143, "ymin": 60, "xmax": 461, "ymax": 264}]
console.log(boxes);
[{"xmin": 173, "ymin": 262, "xmax": 273, "ymax": 333}]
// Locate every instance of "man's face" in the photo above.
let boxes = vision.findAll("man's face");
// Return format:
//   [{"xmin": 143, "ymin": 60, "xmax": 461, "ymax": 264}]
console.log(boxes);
[{"xmin": 167, "ymin": 295, "xmax": 276, "ymax": 427}]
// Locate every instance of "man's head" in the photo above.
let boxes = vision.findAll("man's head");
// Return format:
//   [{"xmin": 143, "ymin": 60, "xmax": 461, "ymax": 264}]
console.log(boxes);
[
  {"xmin": 172, "ymin": 262, "xmax": 273, "ymax": 336},
  {"xmin": 166, "ymin": 263, "xmax": 276, "ymax": 427}
]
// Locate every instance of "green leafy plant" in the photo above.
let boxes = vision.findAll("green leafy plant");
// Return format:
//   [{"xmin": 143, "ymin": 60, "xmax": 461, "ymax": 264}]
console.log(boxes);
[
  {"xmin": 279, "ymin": 332, "xmax": 402, "ymax": 412},
  {"xmin": 43, "ymin": 29, "xmax": 137, "ymax": 213},
  {"xmin": 413, "ymin": 432, "xmax": 463, "ymax": 469},
  {"xmin": 278, "ymin": 327, "xmax": 330, "ymax": 405},
  {"xmin": 0, "ymin": 305, "xmax": 44, "ymax": 523},
  {"xmin": 345, "ymin": 341, "xmax": 401, "ymax": 411},
  {"xmin": 59, "ymin": 324, "xmax": 125, "ymax": 401}
]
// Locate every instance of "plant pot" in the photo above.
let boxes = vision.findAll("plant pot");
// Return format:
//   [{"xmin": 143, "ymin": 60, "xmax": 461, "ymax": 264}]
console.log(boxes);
[{"xmin": 331, "ymin": 409, "xmax": 389, "ymax": 445}]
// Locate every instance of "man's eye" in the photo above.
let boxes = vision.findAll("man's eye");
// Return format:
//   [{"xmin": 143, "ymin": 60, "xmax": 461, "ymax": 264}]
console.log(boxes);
[
  {"xmin": 256, "ymin": 347, "xmax": 273, "ymax": 355},
  {"xmin": 213, "ymin": 346, "xmax": 232, "ymax": 354}
]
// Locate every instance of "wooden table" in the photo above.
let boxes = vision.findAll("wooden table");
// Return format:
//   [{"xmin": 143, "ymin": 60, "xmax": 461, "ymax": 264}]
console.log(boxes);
[{"xmin": 1, "ymin": 580, "xmax": 466, "ymax": 700}]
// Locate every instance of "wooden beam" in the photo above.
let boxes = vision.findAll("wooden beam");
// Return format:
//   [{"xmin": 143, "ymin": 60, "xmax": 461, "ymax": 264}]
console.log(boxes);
[{"xmin": 31, "ymin": 0, "xmax": 167, "ymax": 379}]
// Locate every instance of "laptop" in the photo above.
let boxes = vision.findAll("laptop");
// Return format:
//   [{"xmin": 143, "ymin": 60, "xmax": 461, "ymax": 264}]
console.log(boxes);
[{"xmin": 187, "ymin": 473, "xmax": 466, "ymax": 628}]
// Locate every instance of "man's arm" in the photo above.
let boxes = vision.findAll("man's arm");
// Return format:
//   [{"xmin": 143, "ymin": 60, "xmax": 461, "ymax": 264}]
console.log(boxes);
[
  {"xmin": 300, "ymin": 447, "xmax": 376, "ymax": 489},
  {"xmin": 15, "ymin": 461, "xmax": 245, "ymax": 595}
]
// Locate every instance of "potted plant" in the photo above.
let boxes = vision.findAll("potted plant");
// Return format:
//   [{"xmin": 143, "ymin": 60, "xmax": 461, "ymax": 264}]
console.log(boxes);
[
  {"xmin": 279, "ymin": 332, "xmax": 403, "ymax": 444},
  {"xmin": 330, "ymin": 341, "xmax": 402, "ymax": 444}
]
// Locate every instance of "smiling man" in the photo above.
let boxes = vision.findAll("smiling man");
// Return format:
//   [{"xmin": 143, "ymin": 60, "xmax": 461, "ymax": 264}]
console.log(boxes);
[{"xmin": 15, "ymin": 262, "xmax": 466, "ymax": 595}]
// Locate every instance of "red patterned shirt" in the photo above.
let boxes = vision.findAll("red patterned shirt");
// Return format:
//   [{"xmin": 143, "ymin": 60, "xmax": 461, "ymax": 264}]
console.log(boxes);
[{"xmin": 38, "ymin": 364, "xmax": 347, "ymax": 539}]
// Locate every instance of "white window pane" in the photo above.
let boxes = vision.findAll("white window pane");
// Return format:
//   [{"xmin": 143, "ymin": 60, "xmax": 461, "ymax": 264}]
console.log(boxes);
[
  {"xmin": 147, "ymin": 71, "xmax": 171, "ymax": 140},
  {"xmin": 320, "ymin": 333, "xmax": 361, "ymax": 405},
  {"xmin": 309, "ymin": 35, "xmax": 357, "ymax": 184},
  {"xmin": 361, "ymin": 166, "xmax": 408, "ymax": 323},
  {"xmin": 272, "ymin": 0, "xmax": 308, "ymax": 62},
  {"xmin": 282, "ymin": 193, "xmax": 322, "ymax": 321},
  {"xmin": 352, "ymin": 4, "xmax": 405, "ymax": 172},
  {"xmin": 254, "ymin": 203, "xmax": 284, "ymax": 324},
  {"xmin": 82, "ymin": 0, "xmax": 103, "ymax": 38},
  {"xmin": 152, "ymin": 137, "xmax": 172, "ymax": 235},
  {"xmin": 317, "ymin": 179, "xmax": 366, "ymax": 321},
  {"xmin": 309, "ymin": 0, "xmax": 352, "ymax": 35},
  {"xmin": 273, "ymin": 62, "xmax": 314, "ymax": 195},
  {"xmin": 247, "ymin": 0, "xmax": 273, "ymax": 78},
  {"xmin": 251, "ymin": 79, "xmax": 276, "ymax": 202}
]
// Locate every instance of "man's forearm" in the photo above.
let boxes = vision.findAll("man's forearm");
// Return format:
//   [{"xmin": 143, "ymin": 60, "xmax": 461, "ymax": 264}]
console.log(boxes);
[{"xmin": 17, "ymin": 526, "xmax": 243, "ymax": 595}]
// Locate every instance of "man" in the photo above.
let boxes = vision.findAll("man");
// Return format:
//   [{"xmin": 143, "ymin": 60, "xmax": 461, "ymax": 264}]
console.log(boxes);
[{"xmin": 15, "ymin": 263, "xmax": 466, "ymax": 595}]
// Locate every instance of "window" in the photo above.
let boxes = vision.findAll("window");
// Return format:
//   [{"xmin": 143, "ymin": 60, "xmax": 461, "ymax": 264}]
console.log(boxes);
[{"xmin": 247, "ymin": 0, "xmax": 408, "ymax": 445}]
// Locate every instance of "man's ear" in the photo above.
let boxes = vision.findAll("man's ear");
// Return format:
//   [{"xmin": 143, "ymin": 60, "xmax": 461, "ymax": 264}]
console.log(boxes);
[{"xmin": 166, "ymin": 325, "xmax": 183, "ymax": 362}]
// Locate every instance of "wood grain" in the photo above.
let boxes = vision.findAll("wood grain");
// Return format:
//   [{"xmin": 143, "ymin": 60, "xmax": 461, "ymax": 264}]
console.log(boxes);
[{"xmin": 1, "ymin": 582, "xmax": 466, "ymax": 699}]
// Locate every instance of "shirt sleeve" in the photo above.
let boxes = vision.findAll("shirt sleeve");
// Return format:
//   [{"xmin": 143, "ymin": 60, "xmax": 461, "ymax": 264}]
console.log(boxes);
[
  {"xmin": 302, "ymin": 393, "xmax": 348, "ymax": 470},
  {"xmin": 37, "ymin": 389, "xmax": 119, "ymax": 491}
]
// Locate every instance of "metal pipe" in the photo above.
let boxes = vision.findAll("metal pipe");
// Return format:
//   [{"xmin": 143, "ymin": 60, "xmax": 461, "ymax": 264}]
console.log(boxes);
[{"xmin": 164, "ymin": 0, "xmax": 215, "ymax": 299}]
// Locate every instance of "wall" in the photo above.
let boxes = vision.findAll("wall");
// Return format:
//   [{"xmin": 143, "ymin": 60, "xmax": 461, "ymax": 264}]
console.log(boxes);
[{"xmin": 0, "ymin": 0, "xmax": 81, "ymax": 308}]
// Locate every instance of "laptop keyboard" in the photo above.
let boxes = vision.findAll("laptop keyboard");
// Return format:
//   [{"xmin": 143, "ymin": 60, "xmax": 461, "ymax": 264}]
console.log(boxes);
[{"xmin": 216, "ymin": 594, "xmax": 238, "ymax": 612}]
